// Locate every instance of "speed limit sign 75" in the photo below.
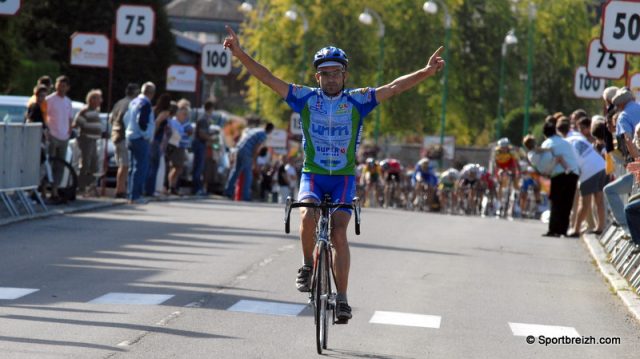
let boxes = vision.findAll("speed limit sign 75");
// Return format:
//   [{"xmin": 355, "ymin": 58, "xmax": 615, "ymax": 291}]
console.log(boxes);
[
  {"xmin": 0, "ymin": 0, "xmax": 20, "ymax": 16},
  {"xmin": 586, "ymin": 38, "xmax": 625, "ymax": 79},
  {"xmin": 574, "ymin": 66, "xmax": 605, "ymax": 100},
  {"xmin": 116, "ymin": 5, "xmax": 156, "ymax": 46},
  {"xmin": 601, "ymin": 0, "xmax": 640, "ymax": 54},
  {"xmin": 201, "ymin": 44, "xmax": 231, "ymax": 75}
]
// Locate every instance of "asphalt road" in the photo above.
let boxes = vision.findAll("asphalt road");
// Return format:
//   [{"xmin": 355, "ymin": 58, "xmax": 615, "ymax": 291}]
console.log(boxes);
[{"xmin": 0, "ymin": 198, "xmax": 639, "ymax": 359}]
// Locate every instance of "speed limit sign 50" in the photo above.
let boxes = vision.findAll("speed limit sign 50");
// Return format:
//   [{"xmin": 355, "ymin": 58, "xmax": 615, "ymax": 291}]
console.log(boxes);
[
  {"xmin": 116, "ymin": 5, "xmax": 156, "ymax": 46},
  {"xmin": 574, "ymin": 66, "xmax": 605, "ymax": 100},
  {"xmin": 601, "ymin": 0, "xmax": 640, "ymax": 54},
  {"xmin": 201, "ymin": 44, "xmax": 231, "ymax": 75},
  {"xmin": 586, "ymin": 38, "xmax": 625, "ymax": 79}
]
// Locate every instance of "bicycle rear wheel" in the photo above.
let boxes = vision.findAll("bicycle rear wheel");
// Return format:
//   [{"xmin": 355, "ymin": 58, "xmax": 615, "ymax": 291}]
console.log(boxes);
[{"xmin": 314, "ymin": 241, "xmax": 329, "ymax": 354}]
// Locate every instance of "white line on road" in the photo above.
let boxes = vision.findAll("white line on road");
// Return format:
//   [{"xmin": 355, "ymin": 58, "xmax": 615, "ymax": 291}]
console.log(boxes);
[
  {"xmin": 369, "ymin": 311, "xmax": 442, "ymax": 329},
  {"xmin": 227, "ymin": 299, "xmax": 306, "ymax": 317},
  {"xmin": 88, "ymin": 292, "xmax": 174, "ymax": 305},
  {"xmin": 508, "ymin": 322, "xmax": 580, "ymax": 337},
  {"xmin": 0, "ymin": 287, "xmax": 39, "ymax": 300}
]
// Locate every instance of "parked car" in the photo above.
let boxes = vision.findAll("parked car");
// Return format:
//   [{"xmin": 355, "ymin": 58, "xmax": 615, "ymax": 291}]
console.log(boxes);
[{"xmin": 0, "ymin": 95, "xmax": 117, "ymax": 187}]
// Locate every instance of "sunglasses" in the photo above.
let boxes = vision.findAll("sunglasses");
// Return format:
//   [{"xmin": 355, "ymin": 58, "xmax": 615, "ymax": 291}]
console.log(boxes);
[{"xmin": 316, "ymin": 69, "xmax": 345, "ymax": 78}]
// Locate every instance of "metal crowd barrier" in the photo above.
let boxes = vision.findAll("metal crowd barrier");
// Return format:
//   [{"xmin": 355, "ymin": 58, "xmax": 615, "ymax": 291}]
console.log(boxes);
[
  {"xmin": 0, "ymin": 123, "xmax": 46, "ymax": 218},
  {"xmin": 598, "ymin": 159, "xmax": 640, "ymax": 292}
]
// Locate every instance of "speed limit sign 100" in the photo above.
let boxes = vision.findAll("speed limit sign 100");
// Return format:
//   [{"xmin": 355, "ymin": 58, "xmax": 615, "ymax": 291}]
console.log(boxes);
[
  {"xmin": 574, "ymin": 66, "xmax": 605, "ymax": 100},
  {"xmin": 601, "ymin": 0, "xmax": 640, "ymax": 54},
  {"xmin": 116, "ymin": 5, "xmax": 156, "ymax": 46},
  {"xmin": 201, "ymin": 44, "xmax": 231, "ymax": 75},
  {"xmin": 586, "ymin": 38, "xmax": 625, "ymax": 79}
]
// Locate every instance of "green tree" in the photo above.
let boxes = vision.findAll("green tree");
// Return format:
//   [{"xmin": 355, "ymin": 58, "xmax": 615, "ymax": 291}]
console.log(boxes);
[{"xmin": 5, "ymin": 0, "xmax": 176, "ymax": 109}]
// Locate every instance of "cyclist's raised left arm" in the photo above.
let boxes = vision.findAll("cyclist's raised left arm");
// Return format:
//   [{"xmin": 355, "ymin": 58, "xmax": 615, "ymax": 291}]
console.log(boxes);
[
  {"xmin": 376, "ymin": 46, "xmax": 445, "ymax": 103},
  {"xmin": 223, "ymin": 26, "xmax": 289, "ymax": 99}
]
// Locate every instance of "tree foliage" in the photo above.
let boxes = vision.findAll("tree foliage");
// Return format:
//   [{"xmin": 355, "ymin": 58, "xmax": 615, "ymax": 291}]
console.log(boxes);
[
  {"xmin": 2, "ymin": 0, "xmax": 176, "ymax": 109},
  {"xmin": 239, "ymin": 0, "xmax": 602, "ymax": 145}
]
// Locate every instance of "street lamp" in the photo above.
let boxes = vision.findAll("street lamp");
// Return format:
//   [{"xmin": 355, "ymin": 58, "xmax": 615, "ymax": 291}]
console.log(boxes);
[
  {"xmin": 239, "ymin": 1, "xmax": 262, "ymax": 115},
  {"xmin": 423, "ymin": 0, "xmax": 451, "ymax": 168},
  {"xmin": 285, "ymin": 5, "xmax": 309, "ymax": 83},
  {"xmin": 523, "ymin": 2, "xmax": 536, "ymax": 137},
  {"xmin": 359, "ymin": 8, "xmax": 385, "ymax": 145},
  {"xmin": 496, "ymin": 29, "xmax": 518, "ymax": 140}
]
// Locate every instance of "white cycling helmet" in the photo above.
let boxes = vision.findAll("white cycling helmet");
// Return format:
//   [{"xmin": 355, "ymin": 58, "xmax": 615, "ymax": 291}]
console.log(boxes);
[{"xmin": 497, "ymin": 138, "xmax": 510, "ymax": 148}]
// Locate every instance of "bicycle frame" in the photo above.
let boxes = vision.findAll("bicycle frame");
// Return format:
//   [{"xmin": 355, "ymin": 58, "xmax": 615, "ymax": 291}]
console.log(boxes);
[{"xmin": 283, "ymin": 195, "xmax": 360, "ymax": 354}]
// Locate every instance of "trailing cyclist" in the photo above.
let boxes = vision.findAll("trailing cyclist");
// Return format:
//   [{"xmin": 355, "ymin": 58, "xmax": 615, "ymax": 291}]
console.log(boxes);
[
  {"xmin": 222, "ymin": 26, "xmax": 445, "ymax": 323},
  {"xmin": 438, "ymin": 167, "xmax": 459, "ymax": 213},
  {"xmin": 362, "ymin": 158, "xmax": 382, "ymax": 208},
  {"xmin": 456, "ymin": 163, "xmax": 482, "ymax": 214},
  {"xmin": 380, "ymin": 158, "xmax": 403, "ymax": 208},
  {"xmin": 494, "ymin": 138, "xmax": 520, "ymax": 215},
  {"xmin": 412, "ymin": 158, "xmax": 438, "ymax": 211}
]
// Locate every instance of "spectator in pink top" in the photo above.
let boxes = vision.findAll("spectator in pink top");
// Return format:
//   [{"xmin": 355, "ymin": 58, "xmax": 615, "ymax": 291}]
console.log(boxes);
[{"xmin": 45, "ymin": 75, "xmax": 73, "ymax": 203}]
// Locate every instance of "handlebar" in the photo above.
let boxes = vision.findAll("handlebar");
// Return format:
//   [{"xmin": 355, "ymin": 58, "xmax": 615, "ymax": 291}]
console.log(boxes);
[{"xmin": 284, "ymin": 197, "xmax": 361, "ymax": 235}]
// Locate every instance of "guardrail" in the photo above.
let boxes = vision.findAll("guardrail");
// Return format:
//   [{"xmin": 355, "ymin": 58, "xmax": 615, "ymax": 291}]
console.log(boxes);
[
  {"xmin": 0, "ymin": 123, "xmax": 46, "ymax": 218},
  {"xmin": 598, "ymin": 158, "xmax": 640, "ymax": 293}
]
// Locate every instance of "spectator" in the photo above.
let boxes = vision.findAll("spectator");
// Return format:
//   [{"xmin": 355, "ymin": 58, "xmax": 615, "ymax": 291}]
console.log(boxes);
[
  {"xmin": 27, "ymin": 76, "xmax": 52, "ymax": 122},
  {"xmin": 285, "ymin": 157, "xmax": 299, "ymax": 200},
  {"xmin": 256, "ymin": 147, "xmax": 272, "ymax": 201},
  {"xmin": 224, "ymin": 122, "xmax": 274, "ymax": 201},
  {"xmin": 73, "ymin": 89, "xmax": 104, "ymax": 196},
  {"xmin": 146, "ymin": 93, "xmax": 172, "ymax": 197},
  {"xmin": 541, "ymin": 118, "xmax": 580, "ymax": 237},
  {"xmin": 276, "ymin": 159, "xmax": 290, "ymax": 203},
  {"xmin": 192, "ymin": 99, "xmax": 217, "ymax": 195},
  {"xmin": 110, "ymin": 83, "xmax": 139, "ymax": 199},
  {"xmin": 125, "ymin": 82, "xmax": 156, "ymax": 204},
  {"xmin": 165, "ymin": 99, "xmax": 193, "ymax": 195},
  {"xmin": 25, "ymin": 85, "xmax": 48, "ymax": 127},
  {"xmin": 563, "ymin": 117, "xmax": 607, "ymax": 236},
  {"xmin": 624, "ymin": 123, "xmax": 640, "ymax": 253},
  {"xmin": 45, "ymin": 75, "xmax": 73, "ymax": 203},
  {"xmin": 604, "ymin": 88, "xmax": 640, "ymax": 236}
]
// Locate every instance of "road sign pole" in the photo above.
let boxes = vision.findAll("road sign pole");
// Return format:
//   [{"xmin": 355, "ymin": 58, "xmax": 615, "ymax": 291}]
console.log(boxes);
[{"xmin": 108, "ymin": 24, "xmax": 116, "ymax": 111}]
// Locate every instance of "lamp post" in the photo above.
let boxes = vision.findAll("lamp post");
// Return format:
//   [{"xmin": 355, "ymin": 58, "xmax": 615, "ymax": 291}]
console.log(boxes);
[
  {"xmin": 497, "ymin": 29, "xmax": 518, "ymax": 140},
  {"xmin": 522, "ymin": 2, "xmax": 536, "ymax": 137},
  {"xmin": 239, "ymin": 1, "xmax": 262, "ymax": 114},
  {"xmin": 423, "ymin": 0, "xmax": 451, "ymax": 167},
  {"xmin": 285, "ymin": 5, "xmax": 309, "ymax": 83},
  {"xmin": 359, "ymin": 8, "xmax": 385, "ymax": 145}
]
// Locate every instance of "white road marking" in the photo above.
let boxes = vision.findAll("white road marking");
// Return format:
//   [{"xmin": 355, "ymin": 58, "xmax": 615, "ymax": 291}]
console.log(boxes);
[
  {"xmin": 88, "ymin": 292, "xmax": 174, "ymax": 305},
  {"xmin": 227, "ymin": 299, "xmax": 306, "ymax": 317},
  {"xmin": 369, "ymin": 311, "xmax": 442, "ymax": 329},
  {"xmin": 0, "ymin": 287, "xmax": 39, "ymax": 300},
  {"xmin": 509, "ymin": 322, "xmax": 580, "ymax": 337}
]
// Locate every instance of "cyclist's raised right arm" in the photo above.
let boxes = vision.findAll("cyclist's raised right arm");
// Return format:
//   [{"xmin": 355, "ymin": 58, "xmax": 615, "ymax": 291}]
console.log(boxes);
[{"xmin": 223, "ymin": 25, "xmax": 289, "ymax": 99}]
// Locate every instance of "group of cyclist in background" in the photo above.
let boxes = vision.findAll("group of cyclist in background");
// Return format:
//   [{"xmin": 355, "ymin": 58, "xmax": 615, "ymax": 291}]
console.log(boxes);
[{"xmin": 357, "ymin": 137, "xmax": 545, "ymax": 220}]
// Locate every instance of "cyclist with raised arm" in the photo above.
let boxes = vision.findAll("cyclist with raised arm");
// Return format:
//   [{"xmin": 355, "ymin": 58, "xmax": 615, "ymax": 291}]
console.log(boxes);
[{"xmin": 223, "ymin": 26, "xmax": 444, "ymax": 323}]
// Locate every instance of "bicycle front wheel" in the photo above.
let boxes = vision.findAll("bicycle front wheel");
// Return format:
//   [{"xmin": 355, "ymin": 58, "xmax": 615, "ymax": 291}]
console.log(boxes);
[{"xmin": 315, "ymin": 241, "xmax": 330, "ymax": 354}]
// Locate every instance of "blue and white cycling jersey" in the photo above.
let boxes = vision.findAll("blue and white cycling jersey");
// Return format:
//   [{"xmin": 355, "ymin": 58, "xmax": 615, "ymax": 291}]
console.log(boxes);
[{"xmin": 285, "ymin": 84, "xmax": 378, "ymax": 176}]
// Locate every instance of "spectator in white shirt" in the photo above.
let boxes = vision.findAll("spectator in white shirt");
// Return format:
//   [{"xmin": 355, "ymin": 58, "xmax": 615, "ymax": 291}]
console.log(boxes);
[{"xmin": 45, "ymin": 75, "xmax": 73, "ymax": 203}]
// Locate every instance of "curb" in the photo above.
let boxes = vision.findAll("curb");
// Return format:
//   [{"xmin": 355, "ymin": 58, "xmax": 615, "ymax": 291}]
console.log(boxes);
[
  {"xmin": 0, "ymin": 194, "xmax": 226, "ymax": 228},
  {"xmin": 582, "ymin": 233, "xmax": 640, "ymax": 323}
]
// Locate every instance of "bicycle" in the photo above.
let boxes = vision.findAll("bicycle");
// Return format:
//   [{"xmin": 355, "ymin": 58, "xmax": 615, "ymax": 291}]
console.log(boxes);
[
  {"xmin": 284, "ymin": 194, "xmax": 361, "ymax": 354},
  {"xmin": 40, "ymin": 140, "xmax": 78, "ymax": 203}
]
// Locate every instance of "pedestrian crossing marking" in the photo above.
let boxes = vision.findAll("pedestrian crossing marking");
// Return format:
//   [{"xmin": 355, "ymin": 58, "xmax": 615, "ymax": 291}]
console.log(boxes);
[
  {"xmin": 369, "ymin": 311, "xmax": 441, "ymax": 329},
  {"xmin": 88, "ymin": 292, "xmax": 174, "ymax": 305},
  {"xmin": 0, "ymin": 287, "xmax": 39, "ymax": 300},
  {"xmin": 227, "ymin": 299, "xmax": 306, "ymax": 317},
  {"xmin": 509, "ymin": 322, "xmax": 580, "ymax": 337}
]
